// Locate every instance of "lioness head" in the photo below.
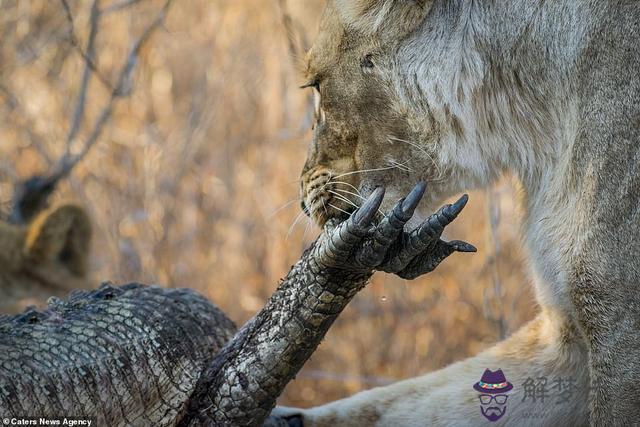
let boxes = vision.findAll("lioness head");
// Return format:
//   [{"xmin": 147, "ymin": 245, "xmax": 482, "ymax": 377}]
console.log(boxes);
[
  {"xmin": 300, "ymin": 0, "xmax": 490, "ymax": 226},
  {"xmin": 0, "ymin": 204, "xmax": 92, "ymax": 313}
]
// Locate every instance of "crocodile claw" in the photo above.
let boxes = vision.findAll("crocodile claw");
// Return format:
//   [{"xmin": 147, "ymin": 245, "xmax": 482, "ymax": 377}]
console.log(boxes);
[
  {"xmin": 354, "ymin": 186, "xmax": 385, "ymax": 226},
  {"xmin": 314, "ymin": 184, "xmax": 475, "ymax": 279}
]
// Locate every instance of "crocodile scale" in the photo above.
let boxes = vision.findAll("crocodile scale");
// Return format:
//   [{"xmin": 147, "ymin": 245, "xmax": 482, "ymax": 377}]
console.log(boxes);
[{"xmin": 0, "ymin": 282, "xmax": 236, "ymax": 426}]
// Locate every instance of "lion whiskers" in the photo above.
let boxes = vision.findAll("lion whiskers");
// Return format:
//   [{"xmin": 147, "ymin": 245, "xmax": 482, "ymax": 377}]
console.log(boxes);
[
  {"xmin": 328, "ymin": 185, "xmax": 385, "ymax": 216},
  {"xmin": 387, "ymin": 159, "xmax": 414, "ymax": 173},
  {"xmin": 328, "ymin": 203, "xmax": 352, "ymax": 217},
  {"xmin": 387, "ymin": 136, "xmax": 446, "ymax": 182},
  {"xmin": 268, "ymin": 197, "xmax": 300, "ymax": 219},
  {"xmin": 327, "ymin": 190, "xmax": 360, "ymax": 210},
  {"xmin": 331, "ymin": 165, "xmax": 403, "ymax": 180},
  {"xmin": 286, "ymin": 206, "xmax": 310, "ymax": 239},
  {"xmin": 330, "ymin": 186, "xmax": 366, "ymax": 202},
  {"xmin": 328, "ymin": 180, "xmax": 362, "ymax": 195}
]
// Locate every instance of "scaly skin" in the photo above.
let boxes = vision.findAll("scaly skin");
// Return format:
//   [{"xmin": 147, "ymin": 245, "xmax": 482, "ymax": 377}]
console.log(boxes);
[
  {"xmin": 179, "ymin": 183, "xmax": 474, "ymax": 426},
  {"xmin": 0, "ymin": 282, "xmax": 236, "ymax": 426}
]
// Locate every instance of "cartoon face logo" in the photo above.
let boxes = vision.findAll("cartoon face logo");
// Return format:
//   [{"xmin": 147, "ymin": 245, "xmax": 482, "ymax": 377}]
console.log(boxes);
[{"xmin": 473, "ymin": 369, "xmax": 513, "ymax": 422}]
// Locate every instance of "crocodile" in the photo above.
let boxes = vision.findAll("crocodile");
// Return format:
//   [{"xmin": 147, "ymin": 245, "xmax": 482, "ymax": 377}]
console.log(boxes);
[
  {"xmin": 0, "ymin": 184, "xmax": 473, "ymax": 426},
  {"xmin": 0, "ymin": 283, "xmax": 237, "ymax": 425}
]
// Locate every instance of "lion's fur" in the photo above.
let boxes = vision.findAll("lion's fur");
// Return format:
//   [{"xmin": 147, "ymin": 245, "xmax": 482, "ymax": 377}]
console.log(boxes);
[
  {"xmin": 0, "ymin": 204, "xmax": 92, "ymax": 313},
  {"xmin": 295, "ymin": 0, "xmax": 640, "ymax": 425}
]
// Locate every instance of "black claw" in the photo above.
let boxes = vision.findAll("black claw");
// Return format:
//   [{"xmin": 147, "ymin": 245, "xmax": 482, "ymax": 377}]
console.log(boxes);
[
  {"xmin": 446, "ymin": 194, "xmax": 469, "ymax": 219},
  {"xmin": 401, "ymin": 182, "xmax": 427, "ymax": 215},
  {"xmin": 354, "ymin": 186, "xmax": 385, "ymax": 226},
  {"xmin": 449, "ymin": 240, "xmax": 477, "ymax": 253}
]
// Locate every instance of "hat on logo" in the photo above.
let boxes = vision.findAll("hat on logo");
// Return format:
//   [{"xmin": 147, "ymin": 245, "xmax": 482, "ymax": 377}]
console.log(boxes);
[{"xmin": 473, "ymin": 369, "xmax": 513, "ymax": 394}]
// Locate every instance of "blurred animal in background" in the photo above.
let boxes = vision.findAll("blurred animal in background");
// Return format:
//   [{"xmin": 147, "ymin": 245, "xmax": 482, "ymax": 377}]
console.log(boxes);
[
  {"xmin": 0, "ymin": 201, "xmax": 92, "ymax": 313},
  {"xmin": 0, "ymin": 0, "xmax": 171, "ymax": 314}
]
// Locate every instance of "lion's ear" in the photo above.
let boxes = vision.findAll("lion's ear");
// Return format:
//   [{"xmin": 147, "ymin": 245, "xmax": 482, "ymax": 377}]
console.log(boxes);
[
  {"xmin": 25, "ymin": 204, "xmax": 92, "ymax": 276},
  {"xmin": 334, "ymin": 0, "xmax": 431, "ymax": 38}
]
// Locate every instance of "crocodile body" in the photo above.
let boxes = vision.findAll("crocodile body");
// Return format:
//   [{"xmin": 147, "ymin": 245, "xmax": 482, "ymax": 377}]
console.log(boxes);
[{"xmin": 0, "ymin": 282, "xmax": 236, "ymax": 426}]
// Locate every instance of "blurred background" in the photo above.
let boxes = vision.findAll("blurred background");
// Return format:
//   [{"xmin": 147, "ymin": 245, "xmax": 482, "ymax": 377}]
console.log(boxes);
[{"xmin": 0, "ymin": 0, "xmax": 535, "ymax": 408}]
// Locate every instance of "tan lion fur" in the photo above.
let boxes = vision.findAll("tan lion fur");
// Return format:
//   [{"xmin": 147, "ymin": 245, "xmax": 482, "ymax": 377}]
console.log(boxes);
[{"xmin": 293, "ymin": 0, "xmax": 640, "ymax": 425}]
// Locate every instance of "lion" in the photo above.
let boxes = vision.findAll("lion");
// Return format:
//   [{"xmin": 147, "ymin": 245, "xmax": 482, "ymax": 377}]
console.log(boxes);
[
  {"xmin": 278, "ymin": 0, "xmax": 640, "ymax": 425},
  {"xmin": 0, "ymin": 204, "xmax": 92, "ymax": 314}
]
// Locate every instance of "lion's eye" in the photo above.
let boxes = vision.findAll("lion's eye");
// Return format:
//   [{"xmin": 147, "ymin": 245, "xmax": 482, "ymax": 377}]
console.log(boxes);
[{"xmin": 361, "ymin": 54, "xmax": 374, "ymax": 70}]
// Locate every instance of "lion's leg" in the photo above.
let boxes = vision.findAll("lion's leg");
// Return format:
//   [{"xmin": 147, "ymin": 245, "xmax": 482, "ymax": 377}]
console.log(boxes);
[
  {"xmin": 571, "ymin": 257, "xmax": 640, "ymax": 423},
  {"xmin": 274, "ymin": 309, "xmax": 589, "ymax": 426},
  {"xmin": 568, "ymin": 9, "xmax": 640, "ymax": 421}
]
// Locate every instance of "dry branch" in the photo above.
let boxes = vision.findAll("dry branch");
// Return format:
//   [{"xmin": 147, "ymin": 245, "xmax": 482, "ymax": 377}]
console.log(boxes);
[
  {"xmin": 60, "ymin": 0, "xmax": 113, "ymax": 90},
  {"xmin": 10, "ymin": 0, "xmax": 173, "ymax": 223}
]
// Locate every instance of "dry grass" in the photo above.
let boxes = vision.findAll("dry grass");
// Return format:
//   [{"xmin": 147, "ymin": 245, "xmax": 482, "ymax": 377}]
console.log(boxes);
[{"xmin": 0, "ymin": 0, "xmax": 536, "ymax": 408}]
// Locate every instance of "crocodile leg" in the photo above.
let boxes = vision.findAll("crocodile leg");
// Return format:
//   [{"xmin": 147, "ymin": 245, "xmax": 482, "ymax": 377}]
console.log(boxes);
[{"xmin": 179, "ymin": 184, "xmax": 474, "ymax": 426}]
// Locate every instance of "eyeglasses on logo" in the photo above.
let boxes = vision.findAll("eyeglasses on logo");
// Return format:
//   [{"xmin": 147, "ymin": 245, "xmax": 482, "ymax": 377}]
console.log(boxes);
[{"xmin": 473, "ymin": 368, "xmax": 513, "ymax": 422}]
